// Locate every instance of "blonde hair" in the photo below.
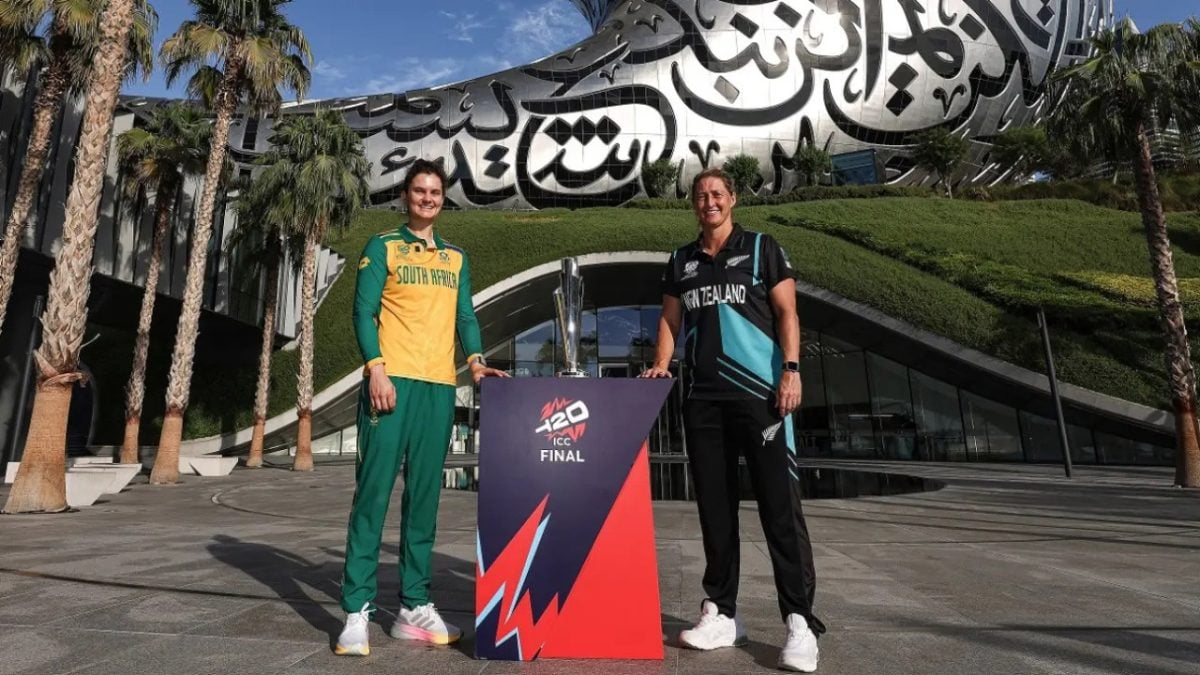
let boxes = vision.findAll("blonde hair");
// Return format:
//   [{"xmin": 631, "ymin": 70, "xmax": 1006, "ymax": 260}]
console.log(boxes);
[{"xmin": 691, "ymin": 168, "xmax": 735, "ymax": 199}]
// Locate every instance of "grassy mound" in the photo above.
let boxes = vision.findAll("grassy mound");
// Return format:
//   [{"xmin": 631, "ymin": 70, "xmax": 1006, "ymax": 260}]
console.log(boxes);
[{"xmin": 85, "ymin": 198, "xmax": 1200, "ymax": 442}]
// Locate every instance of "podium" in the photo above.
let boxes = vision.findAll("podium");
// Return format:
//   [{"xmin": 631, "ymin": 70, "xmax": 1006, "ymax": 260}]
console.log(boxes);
[{"xmin": 475, "ymin": 377, "xmax": 673, "ymax": 660}]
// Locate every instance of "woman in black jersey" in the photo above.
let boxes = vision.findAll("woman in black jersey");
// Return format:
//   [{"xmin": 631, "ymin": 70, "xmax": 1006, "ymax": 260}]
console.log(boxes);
[{"xmin": 642, "ymin": 167, "xmax": 825, "ymax": 673}]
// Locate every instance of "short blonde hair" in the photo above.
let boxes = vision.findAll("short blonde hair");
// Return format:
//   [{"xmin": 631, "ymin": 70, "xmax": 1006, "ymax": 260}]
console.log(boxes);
[{"xmin": 690, "ymin": 168, "xmax": 735, "ymax": 199}]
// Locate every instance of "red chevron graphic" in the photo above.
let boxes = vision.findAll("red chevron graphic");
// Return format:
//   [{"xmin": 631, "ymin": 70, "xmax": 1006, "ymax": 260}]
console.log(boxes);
[
  {"xmin": 476, "ymin": 495, "xmax": 560, "ymax": 659},
  {"xmin": 539, "ymin": 398, "xmax": 572, "ymax": 420}
]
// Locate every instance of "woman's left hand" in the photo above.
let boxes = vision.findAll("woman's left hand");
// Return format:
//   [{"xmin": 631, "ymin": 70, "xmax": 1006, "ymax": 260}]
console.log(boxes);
[{"xmin": 776, "ymin": 370, "xmax": 802, "ymax": 418}]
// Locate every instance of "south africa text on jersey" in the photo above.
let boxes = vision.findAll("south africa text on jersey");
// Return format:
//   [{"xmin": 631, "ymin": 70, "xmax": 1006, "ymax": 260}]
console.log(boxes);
[{"xmin": 395, "ymin": 265, "xmax": 459, "ymax": 289}]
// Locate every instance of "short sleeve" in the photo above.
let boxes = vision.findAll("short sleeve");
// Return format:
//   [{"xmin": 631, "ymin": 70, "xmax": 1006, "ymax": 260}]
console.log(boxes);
[
  {"xmin": 760, "ymin": 235, "xmax": 794, "ymax": 289},
  {"xmin": 661, "ymin": 250, "xmax": 680, "ymax": 297}
]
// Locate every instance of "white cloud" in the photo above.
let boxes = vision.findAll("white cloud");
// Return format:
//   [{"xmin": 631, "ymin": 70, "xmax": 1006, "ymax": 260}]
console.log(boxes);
[
  {"xmin": 359, "ymin": 58, "xmax": 464, "ymax": 95},
  {"xmin": 313, "ymin": 60, "xmax": 346, "ymax": 81},
  {"xmin": 505, "ymin": 0, "xmax": 591, "ymax": 63},
  {"xmin": 441, "ymin": 10, "xmax": 487, "ymax": 43}
]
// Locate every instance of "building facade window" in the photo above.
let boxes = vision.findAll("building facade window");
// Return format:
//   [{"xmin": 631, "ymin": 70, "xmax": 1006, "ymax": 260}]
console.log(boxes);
[{"xmin": 458, "ymin": 304, "xmax": 1172, "ymax": 467}]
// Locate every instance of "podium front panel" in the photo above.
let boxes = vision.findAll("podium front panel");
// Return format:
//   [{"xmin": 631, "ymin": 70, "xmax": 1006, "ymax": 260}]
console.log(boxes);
[{"xmin": 475, "ymin": 378, "xmax": 672, "ymax": 660}]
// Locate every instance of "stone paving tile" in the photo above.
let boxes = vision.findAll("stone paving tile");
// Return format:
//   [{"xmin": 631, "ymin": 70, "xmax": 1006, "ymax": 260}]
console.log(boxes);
[
  {"xmin": 0, "ymin": 461, "xmax": 1196, "ymax": 674},
  {"xmin": 63, "ymin": 634, "xmax": 320, "ymax": 675}
]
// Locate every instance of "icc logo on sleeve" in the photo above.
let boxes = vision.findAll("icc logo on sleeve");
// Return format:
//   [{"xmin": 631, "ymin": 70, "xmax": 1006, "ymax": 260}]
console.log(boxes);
[{"xmin": 534, "ymin": 398, "xmax": 590, "ymax": 463}]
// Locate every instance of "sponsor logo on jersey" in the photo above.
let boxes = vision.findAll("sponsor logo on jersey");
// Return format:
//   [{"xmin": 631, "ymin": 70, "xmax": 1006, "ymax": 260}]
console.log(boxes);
[
  {"xmin": 681, "ymin": 260, "xmax": 699, "ymax": 281},
  {"xmin": 762, "ymin": 421, "xmax": 782, "ymax": 445}
]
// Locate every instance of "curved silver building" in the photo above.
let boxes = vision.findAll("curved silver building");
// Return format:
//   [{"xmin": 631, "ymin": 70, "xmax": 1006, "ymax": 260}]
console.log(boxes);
[{"xmin": 208, "ymin": 0, "xmax": 1111, "ymax": 209}]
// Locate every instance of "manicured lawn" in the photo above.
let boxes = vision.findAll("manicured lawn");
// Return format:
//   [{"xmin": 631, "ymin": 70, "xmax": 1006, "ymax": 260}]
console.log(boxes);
[{"xmin": 86, "ymin": 198, "xmax": 1199, "ymax": 442}]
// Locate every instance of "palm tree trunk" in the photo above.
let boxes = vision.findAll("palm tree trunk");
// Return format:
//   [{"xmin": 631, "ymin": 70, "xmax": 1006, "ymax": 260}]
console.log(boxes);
[
  {"xmin": 0, "ymin": 54, "xmax": 71, "ymax": 337},
  {"xmin": 150, "ymin": 62, "xmax": 242, "ymax": 485},
  {"xmin": 2, "ymin": 0, "xmax": 138, "ymax": 514},
  {"xmin": 1132, "ymin": 124, "xmax": 1200, "ymax": 488},
  {"xmin": 246, "ymin": 246, "xmax": 280, "ymax": 468},
  {"xmin": 293, "ymin": 231, "xmax": 319, "ymax": 472},
  {"xmin": 120, "ymin": 179, "xmax": 175, "ymax": 465},
  {"xmin": 2, "ymin": 381, "xmax": 71, "ymax": 513}
]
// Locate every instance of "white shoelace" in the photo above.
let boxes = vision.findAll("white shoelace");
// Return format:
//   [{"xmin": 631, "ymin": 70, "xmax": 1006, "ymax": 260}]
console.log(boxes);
[
  {"xmin": 409, "ymin": 603, "xmax": 443, "ymax": 628},
  {"xmin": 347, "ymin": 605, "xmax": 370, "ymax": 627}
]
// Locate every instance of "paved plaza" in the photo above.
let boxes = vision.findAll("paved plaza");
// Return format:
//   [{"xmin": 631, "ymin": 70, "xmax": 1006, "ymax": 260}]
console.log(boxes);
[{"xmin": 1, "ymin": 459, "xmax": 1198, "ymax": 674}]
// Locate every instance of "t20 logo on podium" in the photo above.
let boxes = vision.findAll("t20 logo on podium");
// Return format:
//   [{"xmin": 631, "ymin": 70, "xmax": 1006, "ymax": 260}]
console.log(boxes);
[{"xmin": 535, "ymin": 398, "xmax": 589, "ymax": 446}]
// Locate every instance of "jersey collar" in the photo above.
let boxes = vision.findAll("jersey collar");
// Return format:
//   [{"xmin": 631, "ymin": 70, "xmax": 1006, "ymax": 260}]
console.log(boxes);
[
  {"xmin": 690, "ymin": 223, "xmax": 746, "ymax": 258},
  {"xmin": 400, "ymin": 225, "xmax": 446, "ymax": 250}
]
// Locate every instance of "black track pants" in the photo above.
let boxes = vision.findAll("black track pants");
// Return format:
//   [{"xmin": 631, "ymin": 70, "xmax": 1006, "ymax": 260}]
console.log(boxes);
[{"xmin": 683, "ymin": 397, "xmax": 825, "ymax": 634}]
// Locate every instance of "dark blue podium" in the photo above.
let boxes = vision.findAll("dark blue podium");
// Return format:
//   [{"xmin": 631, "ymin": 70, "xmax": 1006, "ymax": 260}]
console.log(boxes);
[{"xmin": 474, "ymin": 377, "xmax": 673, "ymax": 660}]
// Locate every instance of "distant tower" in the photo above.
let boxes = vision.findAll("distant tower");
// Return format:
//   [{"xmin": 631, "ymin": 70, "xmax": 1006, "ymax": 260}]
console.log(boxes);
[{"xmin": 568, "ymin": 0, "xmax": 621, "ymax": 32}]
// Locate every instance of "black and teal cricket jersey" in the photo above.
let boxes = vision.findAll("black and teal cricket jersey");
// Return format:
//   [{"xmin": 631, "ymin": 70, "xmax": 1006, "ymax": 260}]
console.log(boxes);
[{"xmin": 661, "ymin": 224, "xmax": 794, "ymax": 400}]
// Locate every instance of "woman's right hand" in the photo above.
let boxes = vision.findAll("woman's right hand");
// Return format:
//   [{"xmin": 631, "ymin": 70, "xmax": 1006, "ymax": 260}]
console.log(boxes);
[
  {"xmin": 368, "ymin": 364, "xmax": 396, "ymax": 413},
  {"xmin": 640, "ymin": 364, "xmax": 673, "ymax": 378}
]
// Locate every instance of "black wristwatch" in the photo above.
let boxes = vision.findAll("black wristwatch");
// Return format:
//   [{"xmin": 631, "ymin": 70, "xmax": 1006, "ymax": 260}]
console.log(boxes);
[{"xmin": 782, "ymin": 361, "xmax": 800, "ymax": 373}]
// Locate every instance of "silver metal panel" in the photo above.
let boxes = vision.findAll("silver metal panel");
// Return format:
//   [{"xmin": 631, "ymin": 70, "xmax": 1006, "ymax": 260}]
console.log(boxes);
[{"xmin": 224, "ymin": 0, "xmax": 1109, "ymax": 209}]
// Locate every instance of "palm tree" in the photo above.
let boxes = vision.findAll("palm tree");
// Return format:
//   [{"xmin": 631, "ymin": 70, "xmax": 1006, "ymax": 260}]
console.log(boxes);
[
  {"xmin": 0, "ymin": 0, "xmax": 156, "ymax": 337},
  {"xmin": 1049, "ymin": 18, "xmax": 1200, "ymax": 487},
  {"xmin": 227, "ymin": 173, "xmax": 302, "ymax": 468},
  {"xmin": 115, "ymin": 103, "xmax": 212, "ymax": 465},
  {"xmin": 252, "ymin": 109, "xmax": 369, "ymax": 471},
  {"xmin": 2, "ymin": 0, "xmax": 142, "ymax": 514},
  {"xmin": 149, "ymin": 0, "xmax": 310, "ymax": 485}
]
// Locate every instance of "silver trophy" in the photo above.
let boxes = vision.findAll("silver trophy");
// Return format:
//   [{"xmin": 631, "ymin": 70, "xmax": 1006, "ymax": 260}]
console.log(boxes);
[{"xmin": 554, "ymin": 258, "xmax": 587, "ymax": 377}]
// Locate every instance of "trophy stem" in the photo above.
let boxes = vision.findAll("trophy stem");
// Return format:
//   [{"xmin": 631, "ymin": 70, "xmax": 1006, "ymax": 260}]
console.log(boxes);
[{"xmin": 555, "ymin": 257, "xmax": 588, "ymax": 378}]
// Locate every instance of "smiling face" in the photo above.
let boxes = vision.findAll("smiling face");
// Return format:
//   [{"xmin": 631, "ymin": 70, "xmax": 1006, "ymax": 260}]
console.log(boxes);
[
  {"xmin": 692, "ymin": 176, "xmax": 737, "ymax": 232},
  {"xmin": 406, "ymin": 171, "xmax": 445, "ymax": 226}
]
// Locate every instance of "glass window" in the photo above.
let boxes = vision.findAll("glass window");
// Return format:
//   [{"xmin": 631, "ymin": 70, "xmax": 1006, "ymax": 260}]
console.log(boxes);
[
  {"xmin": 639, "ymin": 305, "xmax": 685, "ymax": 361},
  {"xmin": 801, "ymin": 328, "xmax": 822, "ymax": 358},
  {"xmin": 579, "ymin": 310, "xmax": 598, "ymax": 374},
  {"xmin": 866, "ymin": 353, "xmax": 916, "ymax": 459},
  {"xmin": 1068, "ymin": 424, "xmax": 1097, "ymax": 464},
  {"xmin": 797, "ymin": 353, "xmax": 828, "ymax": 433},
  {"xmin": 597, "ymin": 306, "xmax": 641, "ymax": 360},
  {"xmin": 910, "ymin": 369, "xmax": 965, "ymax": 461},
  {"xmin": 1094, "ymin": 432, "xmax": 1173, "ymax": 466},
  {"xmin": 961, "ymin": 391, "xmax": 1024, "ymax": 461},
  {"xmin": 514, "ymin": 321, "xmax": 554, "ymax": 367},
  {"xmin": 818, "ymin": 331, "xmax": 859, "ymax": 357},
  {"xmin": 823, "ymin": 348, "xmax": 876, "ymax": 457},
  {"xmin": 1019, "ymin": 411, "xmax": 1066, "ymax": 463}
]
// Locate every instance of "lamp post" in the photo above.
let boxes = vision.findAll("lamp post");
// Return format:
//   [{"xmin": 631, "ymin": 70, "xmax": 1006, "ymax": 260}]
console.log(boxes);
[{"xmin": 1038, "ymin": 307, "xmax": 1073, "ymax": 478}]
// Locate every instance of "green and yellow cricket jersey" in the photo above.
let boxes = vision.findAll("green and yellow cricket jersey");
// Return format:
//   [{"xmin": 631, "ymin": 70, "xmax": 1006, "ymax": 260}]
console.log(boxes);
[{"xmin": 353, "ymin": 225, "xmax": 483, "ymax": 386}]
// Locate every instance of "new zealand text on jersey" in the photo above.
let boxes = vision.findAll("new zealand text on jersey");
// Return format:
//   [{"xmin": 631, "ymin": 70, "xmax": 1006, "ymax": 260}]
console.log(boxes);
[
  {"xmin": 395, "ymin": 264, "xmax": 459, "ymax": 289},
  {"xmin": 681, "ymin": 283, "xmax": 747, "ymax": 312}
]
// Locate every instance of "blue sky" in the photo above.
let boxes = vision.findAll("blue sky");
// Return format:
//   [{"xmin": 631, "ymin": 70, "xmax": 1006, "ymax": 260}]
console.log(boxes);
[{"xmin": 123, "ymin": 0, "xmax": 1198, "ymax": 101}]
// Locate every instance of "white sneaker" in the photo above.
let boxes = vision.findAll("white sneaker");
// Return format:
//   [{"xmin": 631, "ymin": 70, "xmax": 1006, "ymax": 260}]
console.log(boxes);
[
  {"xmin": 334, "ymin": 603, "xmax": 371, "ymax": 656},
  {"xmin": 778, "ymin": 613, "xmax": 819, "ymax": 672},
  {"xmin": 390, "ymin": 603, "xmax": 462, "ymax": 645},
  {"xmin": 679, "ymin": 600, "xmax": 747, "ymax": 650}
]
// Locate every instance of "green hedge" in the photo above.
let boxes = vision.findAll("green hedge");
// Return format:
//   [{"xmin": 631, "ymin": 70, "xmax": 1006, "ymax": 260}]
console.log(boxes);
[
  {"xmin": 624, "ymin": 184, "xmax": 936, "ymax": 209},
  {"xmin": 970, "ymin": 173, "xmax": 1200, "ymax": 212},
  {"xmin": 84, "ymin": 198, "xmax": 1198, "ymax": 442}
]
